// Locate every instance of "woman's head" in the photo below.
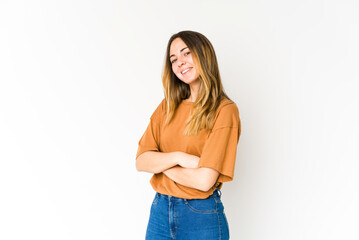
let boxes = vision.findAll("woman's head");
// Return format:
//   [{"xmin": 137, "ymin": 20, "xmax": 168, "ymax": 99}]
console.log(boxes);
[
  {"xmin": 162, "ymin": 30, "xmax": 227, "ymax": 103},
  {"xmin": 161, "ymin": 30, "xmax": 231, "ymax": 135},
  {"xmin": 169, "ymin": 37, "xmax": 200, "ymax": 87}
]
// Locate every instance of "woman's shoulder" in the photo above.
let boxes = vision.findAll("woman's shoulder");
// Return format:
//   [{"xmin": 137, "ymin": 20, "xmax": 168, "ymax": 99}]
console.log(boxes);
[
  {"xmin": 218, "ymin": 96, "xmax": 238, "ymax": 113},
  {"xmin": 211, "ymin": 97, "xmax": 240, "ymax": 130},
  {"xmin": 150, "ymin": 97, "xmax": 167, "ymax": 120}
]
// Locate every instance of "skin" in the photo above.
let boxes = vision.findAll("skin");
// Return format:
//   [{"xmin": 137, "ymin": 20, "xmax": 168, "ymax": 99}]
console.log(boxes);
[
  {"xmin": 169, "ymin": 37, "xmax": 200, "ymax": 102},
  {"xmin": 162, "ymin": 37, "xmax": 220, "ymax": 192}
]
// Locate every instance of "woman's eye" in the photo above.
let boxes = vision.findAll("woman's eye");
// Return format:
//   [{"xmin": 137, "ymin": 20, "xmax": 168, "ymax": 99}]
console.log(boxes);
[{"xmin": 171, "ymin": 52, "xmax": 190, "ymax": 64}]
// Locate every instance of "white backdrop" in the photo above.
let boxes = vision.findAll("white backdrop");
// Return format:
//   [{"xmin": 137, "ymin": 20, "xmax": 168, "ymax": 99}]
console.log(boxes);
[{"xmin": 1, "ymin": 1, "xmax": 358, "ymax": 239}]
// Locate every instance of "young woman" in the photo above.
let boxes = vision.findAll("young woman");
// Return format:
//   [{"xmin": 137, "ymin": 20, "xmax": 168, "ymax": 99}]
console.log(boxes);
[{"xmin": 136, "ymin": 30, "xmax": 241, "ymax": 240}]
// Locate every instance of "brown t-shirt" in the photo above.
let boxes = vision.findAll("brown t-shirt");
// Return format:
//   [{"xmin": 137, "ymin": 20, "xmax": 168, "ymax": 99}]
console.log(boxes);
[{"xmin": 136, "ymin": 97, "xmax": 241, "ymax": 199}]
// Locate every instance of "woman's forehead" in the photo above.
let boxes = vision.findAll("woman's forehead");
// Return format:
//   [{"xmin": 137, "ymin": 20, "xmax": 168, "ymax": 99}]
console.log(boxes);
[{"xmin": 170, "ymin": 38, "xmax": 188, "ymax": 52}]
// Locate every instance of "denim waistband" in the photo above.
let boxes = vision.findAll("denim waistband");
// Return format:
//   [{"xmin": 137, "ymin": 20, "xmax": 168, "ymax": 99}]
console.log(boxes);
[{"xmin": 156, "ymin": 187, "xmax": 222, "ymax": 201}]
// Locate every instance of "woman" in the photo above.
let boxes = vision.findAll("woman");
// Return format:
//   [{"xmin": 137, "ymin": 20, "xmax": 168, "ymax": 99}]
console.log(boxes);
[{"xmin": 136, "ymin": 30, "xmax": 241, "ymax": 240}]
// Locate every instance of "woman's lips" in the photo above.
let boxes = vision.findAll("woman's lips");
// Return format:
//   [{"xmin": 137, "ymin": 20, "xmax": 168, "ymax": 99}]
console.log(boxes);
[{"xmin": 182, "ymin": 67, "xmax": 192, "ymax": 75}]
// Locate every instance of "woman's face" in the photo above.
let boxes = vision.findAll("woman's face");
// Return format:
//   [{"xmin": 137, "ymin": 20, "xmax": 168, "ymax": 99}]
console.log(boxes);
[{"xmin": 169, "ymin": 38, "xmax": 200, "ymax": 85}]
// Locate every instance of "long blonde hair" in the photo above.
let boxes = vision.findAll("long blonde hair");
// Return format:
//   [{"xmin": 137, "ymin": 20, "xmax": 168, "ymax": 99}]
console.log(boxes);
[{"xmin": 161, "ymin": 30, "xmax": 232, "ymax": 136}]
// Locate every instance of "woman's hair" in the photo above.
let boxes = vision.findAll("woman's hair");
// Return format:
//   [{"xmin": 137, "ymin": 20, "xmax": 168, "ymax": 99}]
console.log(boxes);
[{"xmin": 161, "ymin": 30, "xmax": 231, "ymax": 136}]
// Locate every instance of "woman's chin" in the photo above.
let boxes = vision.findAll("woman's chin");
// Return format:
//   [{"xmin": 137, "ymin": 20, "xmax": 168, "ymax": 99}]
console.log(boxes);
[{"xmin": 179, "ymin": 78, "xmax": 199, "ymax": 85}]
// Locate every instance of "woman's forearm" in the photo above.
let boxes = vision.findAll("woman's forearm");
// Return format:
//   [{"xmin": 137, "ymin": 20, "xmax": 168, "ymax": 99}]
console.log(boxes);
[
  {"xmin": 163, "ymin": 166, "xmax": 207, "ymax": 192},
  {"xmin": 136, "ymin": 151, "xmax": 179, "ymax": 174}
]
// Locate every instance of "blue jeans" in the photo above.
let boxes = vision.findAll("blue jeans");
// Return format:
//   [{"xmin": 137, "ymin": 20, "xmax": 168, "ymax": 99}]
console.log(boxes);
[{"xmin": 145, "ymin": 188, "xmax": 230, "ymax": 239}]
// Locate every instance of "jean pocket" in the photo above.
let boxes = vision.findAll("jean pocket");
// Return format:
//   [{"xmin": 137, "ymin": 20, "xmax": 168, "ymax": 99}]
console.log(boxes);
[
  {"xmin": 152, "ymin": 193, "xmax": 159, "ymax": 205},
  {"xmin": 214, "ymin": 195, "xmax": 226, "ymax": 213},
  {"xmin": 184, "ymin": 197, "xmax": 217, "ymax": 214},
  {"xmin": 213, "ymin": 195, "xmax": 222, "ymax": 204}
]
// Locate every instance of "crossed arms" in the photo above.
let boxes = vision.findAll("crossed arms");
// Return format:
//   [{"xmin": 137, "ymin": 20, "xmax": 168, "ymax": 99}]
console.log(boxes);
[{"xmin": 135, "ymin": 151, "xmax": 220, "ymax": 192}]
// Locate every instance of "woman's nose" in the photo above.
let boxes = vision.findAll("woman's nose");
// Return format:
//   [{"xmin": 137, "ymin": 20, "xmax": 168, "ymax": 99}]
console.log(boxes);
[{"xmin": 177, "ymin": 59, "xmax": 185, "ymax": 68}]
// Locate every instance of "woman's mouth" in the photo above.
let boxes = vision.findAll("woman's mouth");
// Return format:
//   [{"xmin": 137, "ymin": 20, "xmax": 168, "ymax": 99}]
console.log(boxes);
[{"xmin": 182, "ymin": 68, "xmax": 192, "ymax": 75}]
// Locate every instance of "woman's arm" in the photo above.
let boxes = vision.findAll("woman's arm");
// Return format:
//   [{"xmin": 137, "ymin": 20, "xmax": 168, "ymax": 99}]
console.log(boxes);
[
  {"xmin": 136, "ymin": 151, "xmax": 179, "ymax": 174},
  {"xmin": 163, "ymin": 166, "xmax": 219, "ymax": 192},
  {"xmin": 136, "ymin": 150, "xmax": 200, "ymax": 174},
  {"xmin": 136, "ymin": 150, "xmax": 219, "ymax": 191}
]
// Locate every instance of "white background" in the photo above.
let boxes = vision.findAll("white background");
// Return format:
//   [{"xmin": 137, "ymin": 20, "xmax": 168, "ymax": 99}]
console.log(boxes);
[{"xmin": 1, "ymin": 0, "xmax": 358, "ymax": 239}]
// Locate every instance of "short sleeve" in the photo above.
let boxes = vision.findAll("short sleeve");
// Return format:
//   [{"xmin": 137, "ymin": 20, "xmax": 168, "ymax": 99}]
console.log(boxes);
[
  {"xmin": 197, "ymin": 103, "xmax": 241, "ymax": 182},
  {"xmin": 135, "ymin": 99, "xmax": 165, "ymax": 159}
]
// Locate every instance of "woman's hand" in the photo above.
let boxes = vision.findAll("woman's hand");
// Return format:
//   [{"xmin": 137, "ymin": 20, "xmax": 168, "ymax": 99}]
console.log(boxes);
[{"xmin": 175, "ymin": 151, "xmax": 200, "ymax": 168}]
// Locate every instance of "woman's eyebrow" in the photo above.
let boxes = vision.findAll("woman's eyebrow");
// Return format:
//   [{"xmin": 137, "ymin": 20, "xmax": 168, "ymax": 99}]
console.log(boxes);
[{"xmin": 169, "ymin": 47, "xmax": 189, "ymax": 59}]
